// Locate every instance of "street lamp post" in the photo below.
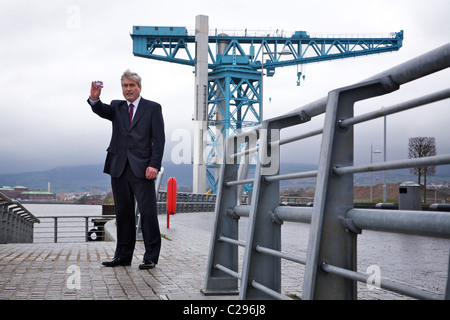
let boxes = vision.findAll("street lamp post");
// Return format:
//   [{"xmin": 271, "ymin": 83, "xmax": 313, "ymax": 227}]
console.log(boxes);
[{"xmin": 370, "ymin": 144, "xmax": 382, "ymax": 203}]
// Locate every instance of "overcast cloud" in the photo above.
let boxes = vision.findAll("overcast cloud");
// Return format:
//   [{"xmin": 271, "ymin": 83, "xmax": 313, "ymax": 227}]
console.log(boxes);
[{"xmin": 0, "ymin": 0, "xmax": 449, "ymax": 175}]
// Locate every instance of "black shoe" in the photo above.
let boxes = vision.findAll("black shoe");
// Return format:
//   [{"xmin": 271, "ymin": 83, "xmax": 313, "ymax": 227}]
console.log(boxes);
[
  {"xmin": 102, "ymin": 258, "xmax": 131, "ymax": 267},
  {"xmin": 139, "ymin": 260, "xmax": 155, "ymax": 270}
]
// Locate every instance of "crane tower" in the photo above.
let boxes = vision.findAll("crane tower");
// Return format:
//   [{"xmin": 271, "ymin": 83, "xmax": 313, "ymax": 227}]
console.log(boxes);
[{"xmin": 131, "ymin": 15, "xmax": 403, "ymax": 193}]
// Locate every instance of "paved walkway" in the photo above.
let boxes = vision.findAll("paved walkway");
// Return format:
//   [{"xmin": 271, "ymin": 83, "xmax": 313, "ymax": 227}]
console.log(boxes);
[
  {"xmin": 0, "ymin": 214, "xmax": 215, "ymax": 300},
  {"xmin": 0, "ymin": 212, "xmax": 447, "ymax": 300}
]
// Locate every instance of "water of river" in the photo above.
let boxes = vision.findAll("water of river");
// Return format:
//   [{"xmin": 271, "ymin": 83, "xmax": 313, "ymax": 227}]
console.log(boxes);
[{"xmin": 25, "ymin": 203, "xmax": 103, "ymax": 217}]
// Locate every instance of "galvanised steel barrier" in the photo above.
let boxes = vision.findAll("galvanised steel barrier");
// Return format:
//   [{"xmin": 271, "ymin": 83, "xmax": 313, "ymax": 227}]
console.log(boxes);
[
  {"xmin": 203, "ymin": 43, "xmax": 450, "ymax": 300},
  {"xmin": 135, "ymin": 167, "xmax": 217, "ymax": 238},
  {"xmin": 0, "ymin": 192, "xmax": 40, "ymax": 244},
  {"xmin": 156, "ymin": 168, "xmax": 217, "ymax": 214},
  {"xmin": 156, "ymin": 191, "xmax": 217, "ymax": 214},
  {"xmin": 34, "ymin": 215, "xmax": 115, "ymax": 243}
]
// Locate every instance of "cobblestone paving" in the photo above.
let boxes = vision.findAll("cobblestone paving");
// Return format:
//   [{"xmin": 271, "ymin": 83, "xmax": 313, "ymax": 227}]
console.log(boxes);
[{"xmin": 0, "ymin": 212, "xmax": 448, "ymax": 300}]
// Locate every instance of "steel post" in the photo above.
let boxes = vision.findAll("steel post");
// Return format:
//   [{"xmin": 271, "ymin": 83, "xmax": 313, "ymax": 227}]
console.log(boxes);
[
  {"xmin": 202, "ymin": 136, "xmax": 240, "ymax": 296},
  {"xmin": 240, "ymin": 111, "xmax": 311, "ymax": 299},
  {"xmin": 239, "ymin": 121, "xmax": 282, "ymax": 299},
  {"xmin": 303, "ymin": 77, "xmax": 398, "ymax": 299}
]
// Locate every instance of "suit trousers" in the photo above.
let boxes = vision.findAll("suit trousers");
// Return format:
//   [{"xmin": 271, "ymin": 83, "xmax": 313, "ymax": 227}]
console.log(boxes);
[{"xmin": 111, "ymin": 161, "xmax": 161, "ymax": 263}]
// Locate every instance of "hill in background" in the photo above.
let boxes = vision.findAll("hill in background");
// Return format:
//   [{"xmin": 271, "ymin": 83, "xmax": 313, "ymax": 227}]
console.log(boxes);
[
  {"xmin": 0, "ymin": 163, "xmax": 194, "ymax": 194},
  {"xmin": 0, "ymin": 162, "xmax": 449, "ymax": 195}
]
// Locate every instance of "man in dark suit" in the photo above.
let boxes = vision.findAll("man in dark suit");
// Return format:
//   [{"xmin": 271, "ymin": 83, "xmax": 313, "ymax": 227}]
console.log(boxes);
[{"xmin": 88, "ymin": 70, "xmax": 165, "ymax": 270}]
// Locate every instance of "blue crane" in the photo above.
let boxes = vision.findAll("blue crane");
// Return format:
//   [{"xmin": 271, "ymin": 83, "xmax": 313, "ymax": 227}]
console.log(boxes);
[{"xmin": 131, "ymin": 17, "xmax": 403, "ymax": 193}]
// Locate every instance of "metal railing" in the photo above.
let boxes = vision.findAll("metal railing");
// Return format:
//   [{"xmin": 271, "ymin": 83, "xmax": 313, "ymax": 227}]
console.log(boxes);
[
  {"xmin": 33, "ymin": 215, "xmax": 115, "ymax": 243},
  {"xmin": 156, "ymin": 191, "xmax": 217, "ymax": 214},
  {"xmin": 203, "ymin": 43, "xmax": 450, "ymax": 300},
  {"xmin": 0, "ymin": 192, "xmax": 40, "ymax": 243},
  {"xmin": 134, "ymin": 169, "xmax": 216, "ymax": 238}
]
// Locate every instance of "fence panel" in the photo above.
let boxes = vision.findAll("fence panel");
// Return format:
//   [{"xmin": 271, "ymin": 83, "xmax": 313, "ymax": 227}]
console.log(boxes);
[{"xmin": 203, "ymin": 42, "xmax": 450, "ymax": 300}]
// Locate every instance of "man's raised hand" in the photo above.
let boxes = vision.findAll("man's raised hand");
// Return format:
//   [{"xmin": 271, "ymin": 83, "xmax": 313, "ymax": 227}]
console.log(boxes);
[{"xmin": 90, "ymin": 81, "xmax": 103, "ymax": 100}]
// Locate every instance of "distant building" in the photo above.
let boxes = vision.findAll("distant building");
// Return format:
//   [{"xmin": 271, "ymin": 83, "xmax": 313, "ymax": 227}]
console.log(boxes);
[
  {"xmin": 0, "ymin": 185, "xmax": 57, "ymax": 201},
  {"xmin": 89, "ymin": 187, "xmax": 105, "ymax": 196},
  {"xmin": 0, "ymin": 186, "xmax": 14, "ymax": 198},
  {"xmin": 0, "ymin": 186, "xmax": 29, "ymax": 199},
  {"xmin": 19, "ymin": 191, "xmax": 57, "ymax": 201}
]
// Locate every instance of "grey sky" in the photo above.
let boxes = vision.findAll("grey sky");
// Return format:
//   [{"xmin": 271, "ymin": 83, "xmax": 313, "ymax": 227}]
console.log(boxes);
[{"xmin": 1, "ymin": 0, "xmax": 449, "ymax": 174}]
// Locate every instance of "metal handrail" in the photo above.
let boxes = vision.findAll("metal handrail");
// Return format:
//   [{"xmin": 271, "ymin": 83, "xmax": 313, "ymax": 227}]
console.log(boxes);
[
  {"xmin": 203, "ymin": 42, "xmax": 450, "ymax": 300},
  {"xmin": 0, "ymin": 192, "xmax": 40, "ymax": 223},
  {"xmin": 0, "ymin": 192, "xmax": 40, "ymax": 244},
  {"xmin": 34, "ymin": 215, "xmax": 115, "ymax": 243}
]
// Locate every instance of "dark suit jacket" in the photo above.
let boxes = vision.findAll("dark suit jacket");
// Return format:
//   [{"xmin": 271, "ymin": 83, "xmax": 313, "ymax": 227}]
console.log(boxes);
[{"xmin": 88, "ymin": 98, "xmax": 165, "ymax": 179}]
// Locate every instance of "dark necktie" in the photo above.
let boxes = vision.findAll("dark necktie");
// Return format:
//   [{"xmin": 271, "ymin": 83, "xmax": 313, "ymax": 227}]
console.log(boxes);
[{"xmin": 129, "ymin": 104, "xmax": 134, "ymax": 125}]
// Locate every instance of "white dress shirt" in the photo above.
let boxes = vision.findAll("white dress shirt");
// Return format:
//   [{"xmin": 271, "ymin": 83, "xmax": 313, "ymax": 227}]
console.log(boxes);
[{"xmin": 127, "ymin": 96, "xmax": 141, "ymax": 122}]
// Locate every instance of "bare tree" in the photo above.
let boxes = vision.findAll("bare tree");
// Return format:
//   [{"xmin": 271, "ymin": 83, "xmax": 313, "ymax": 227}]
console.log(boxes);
[{"xmin": 408, "ymin": 137, "xmax": 436, "ymax": 203}]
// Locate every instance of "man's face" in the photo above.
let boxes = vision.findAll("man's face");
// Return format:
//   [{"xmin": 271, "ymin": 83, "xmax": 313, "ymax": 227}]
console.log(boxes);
[{"xmin": 122, "ymin": 78, "xmax": 141, "ymax": 102}]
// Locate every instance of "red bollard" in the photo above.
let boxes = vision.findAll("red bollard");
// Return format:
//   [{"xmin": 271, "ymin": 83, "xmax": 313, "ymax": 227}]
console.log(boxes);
[{"xmin": 166, "ymin": 177, "xmax": 177, "ymax": 228}]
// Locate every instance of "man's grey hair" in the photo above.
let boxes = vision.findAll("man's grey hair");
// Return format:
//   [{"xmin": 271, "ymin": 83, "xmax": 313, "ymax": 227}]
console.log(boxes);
[{"xmin": 121, "ymin": 69, "xmax": 142, "ymax": 87}]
